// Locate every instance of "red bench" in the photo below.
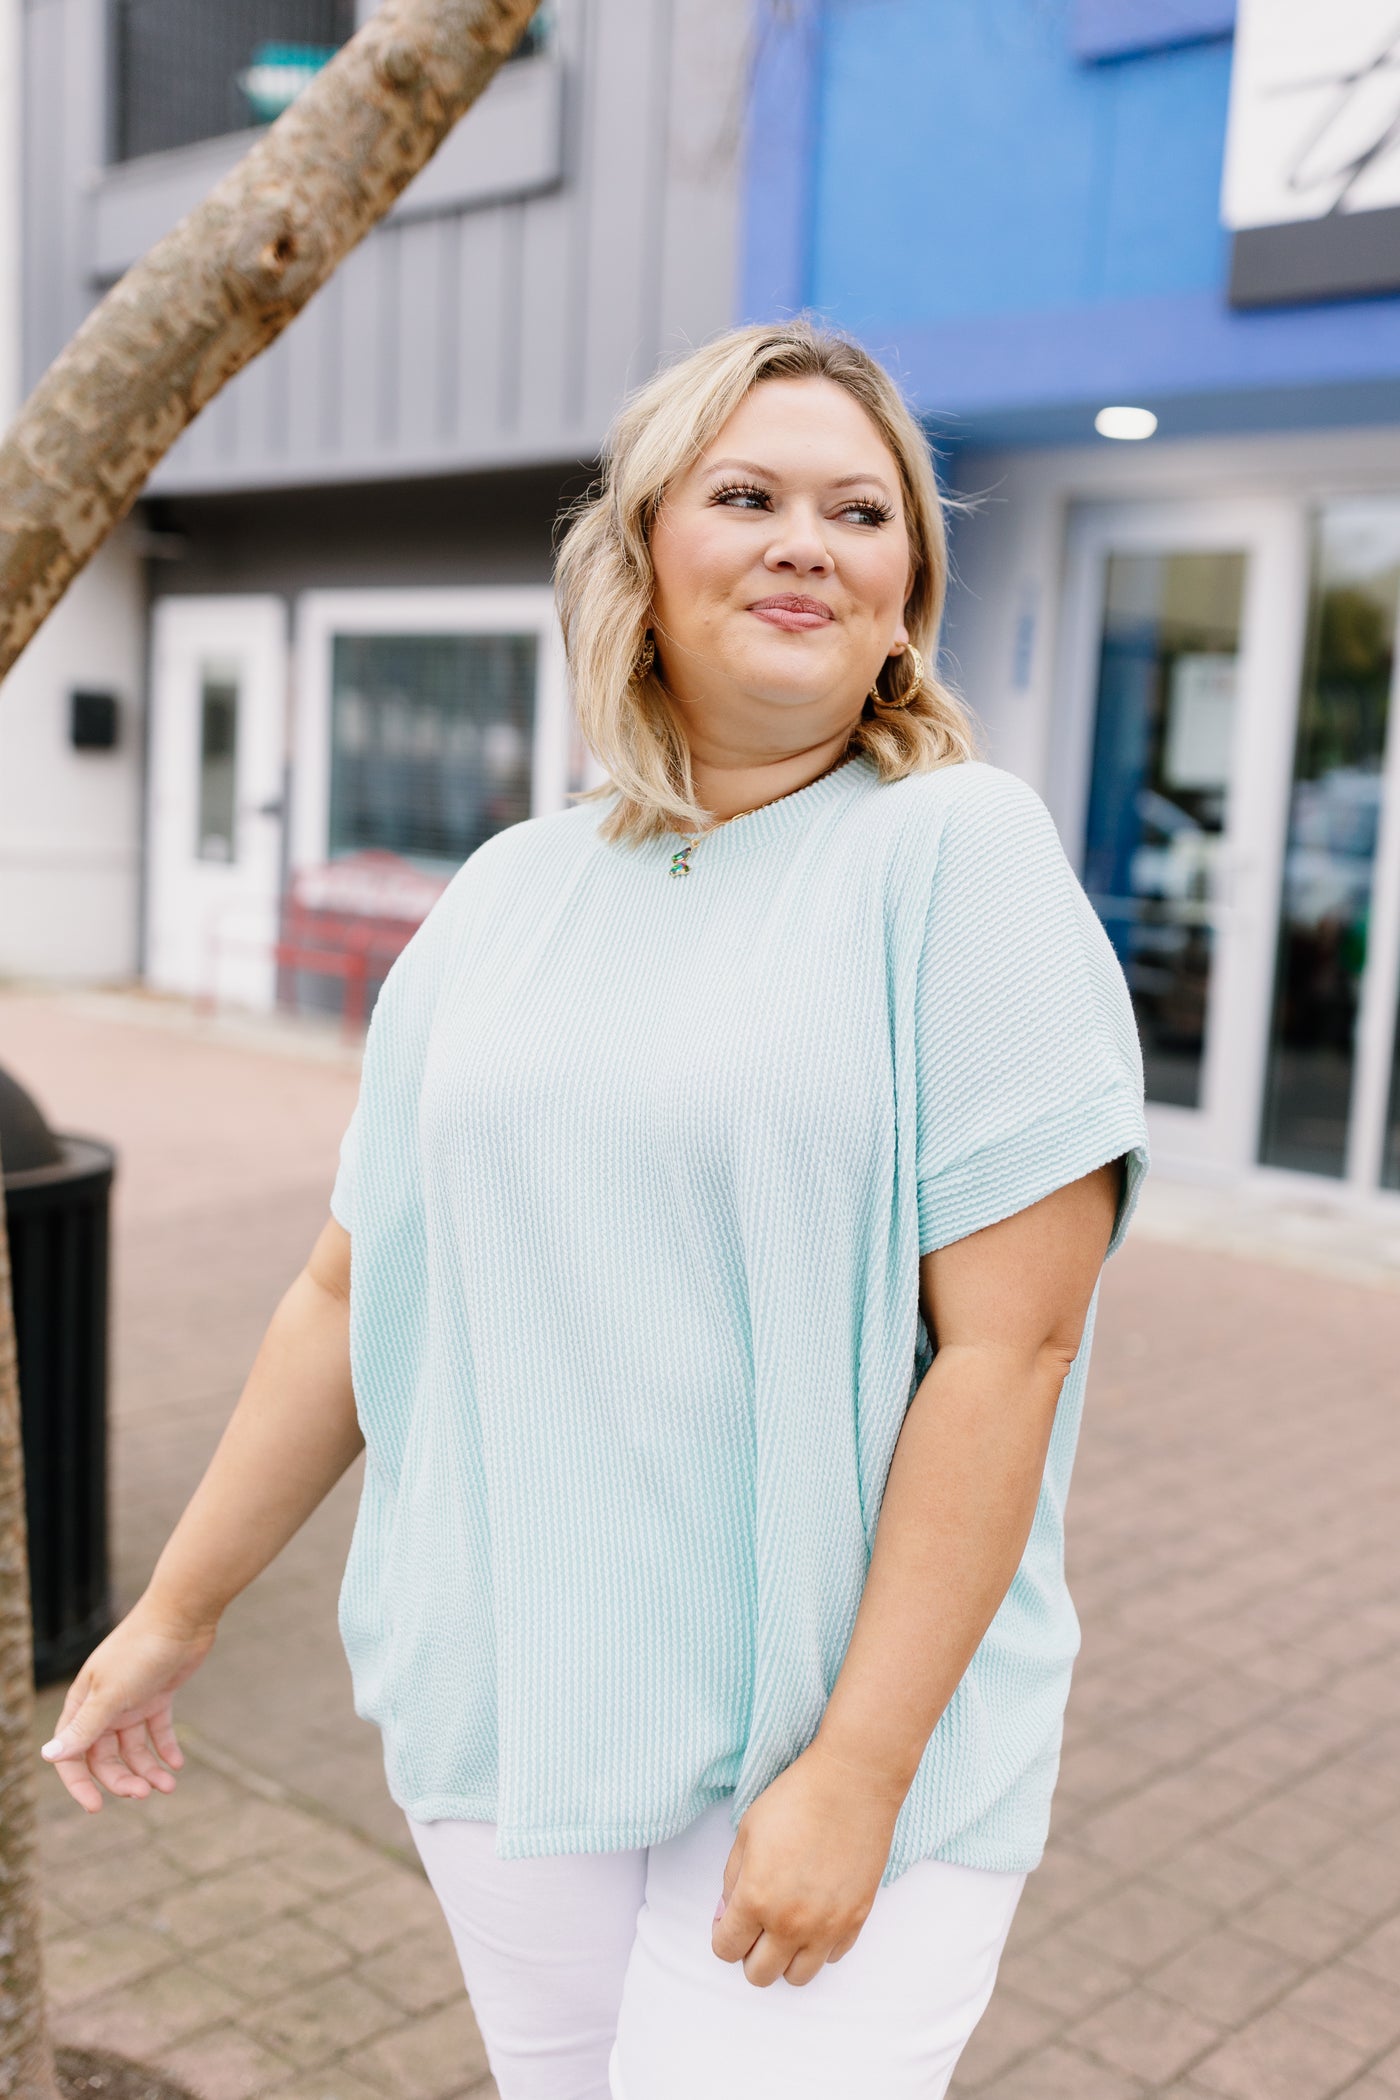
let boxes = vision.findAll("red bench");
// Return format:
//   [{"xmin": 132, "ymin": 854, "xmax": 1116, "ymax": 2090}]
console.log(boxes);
[{"xmin": 277, "ymin": 851, "xmax": 451, "ymax": 1035}]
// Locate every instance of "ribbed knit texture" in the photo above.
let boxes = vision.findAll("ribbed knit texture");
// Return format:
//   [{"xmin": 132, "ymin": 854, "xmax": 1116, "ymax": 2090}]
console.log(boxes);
[{"xmin": 331, "ymin": 755, "xmax": 1149, "ymax": 1881}]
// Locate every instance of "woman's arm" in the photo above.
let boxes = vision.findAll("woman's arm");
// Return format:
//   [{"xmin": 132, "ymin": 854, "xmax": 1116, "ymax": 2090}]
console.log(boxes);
[
  {"xmin": 41, "ymin": 1217, "xmax": 361, "ymax": 1812},
  {"xmin": 712, "ymin": 1159, "xmax": 1124, "ymax": 1987},
  {"xmin": 816, "ymin": 1156, "xmax": 1122, "ymax": 1788}
]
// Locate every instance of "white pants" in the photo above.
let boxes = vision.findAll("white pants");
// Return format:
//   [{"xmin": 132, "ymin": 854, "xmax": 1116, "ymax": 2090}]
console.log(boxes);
[{"xmin": 409, "ymin": 1801, "xmax": 1025, "ymax": 2100}]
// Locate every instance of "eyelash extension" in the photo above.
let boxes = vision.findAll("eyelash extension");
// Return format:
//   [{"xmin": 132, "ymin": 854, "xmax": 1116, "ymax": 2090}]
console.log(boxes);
[
  {"xmin": 709, "ymin": 480, "xmax": 895, "ymax": 526},
  {"xmin": 710, "ymin": 480, "xmax": 772, "ymax": 509},
  {"xmin": 843, "ymin": 497, "xmax": 895, "ymax": 526}
]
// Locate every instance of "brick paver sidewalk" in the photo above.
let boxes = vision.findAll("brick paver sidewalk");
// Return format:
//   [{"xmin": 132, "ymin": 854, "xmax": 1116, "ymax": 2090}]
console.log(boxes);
[{"xmin": 5, "ymin": 986, "xmax": 1400, "ymax": 2100}]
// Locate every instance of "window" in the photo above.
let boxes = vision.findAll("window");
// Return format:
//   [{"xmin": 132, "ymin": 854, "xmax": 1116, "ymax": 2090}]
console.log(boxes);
[
  {"xmin": 1260, "ymin": 504, "xmax": 1399, "ymax": 1178},
  {"xmin": 1081, "ymin": 550, "xmax": 1245, "ymax": 1111},
  {"xmin": 328, "ymin": 633, "xmax": 536, "ymax": 870},
  {"xmin": 110, "ymin": 0, "xmax": 555, "ymax": 164},
  {"xmin": 111, "ymin": 0, "xmax": 356, "ymax": 162},
  {"xmin": 197, "ymin": 661, "xmax": 240, "ymax": 863}
]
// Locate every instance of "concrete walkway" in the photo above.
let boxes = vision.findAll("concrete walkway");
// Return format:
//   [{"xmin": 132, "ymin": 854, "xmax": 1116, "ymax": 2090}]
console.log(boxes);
[{"xmin": 5, "ymin": 985, "xmax": 1400, "ymax": 2100}]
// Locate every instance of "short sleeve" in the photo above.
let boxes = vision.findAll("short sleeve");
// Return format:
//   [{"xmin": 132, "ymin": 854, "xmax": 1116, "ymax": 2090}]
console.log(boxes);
[
  {"xmin": 914, "ymin": 766, "xmax": 1149, "ymax": 1260},
  {"xmin": 329, "ymin": 1099, "xmax": 360, "ymax": 1234},
  {"xmin": 323, "ymin": 873, "xmax": 461, "ymax": 1240}
]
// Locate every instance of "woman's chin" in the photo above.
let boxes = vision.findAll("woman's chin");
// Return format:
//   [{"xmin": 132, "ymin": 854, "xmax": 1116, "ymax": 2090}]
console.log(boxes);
[{"xmin": 723, "ymin": 653, "xmax": 855, "ymax": 713}]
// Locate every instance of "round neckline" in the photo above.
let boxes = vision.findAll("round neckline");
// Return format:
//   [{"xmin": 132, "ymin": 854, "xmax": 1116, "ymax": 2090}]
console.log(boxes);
[{"xmin": 659, "ymin": 750, "xmax": 876, "ymax": 869}]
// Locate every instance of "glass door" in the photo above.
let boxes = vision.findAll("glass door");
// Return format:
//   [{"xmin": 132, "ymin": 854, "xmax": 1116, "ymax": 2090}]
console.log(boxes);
[
  {"xmin": 1084, "ymin": 550, "xmax": 1244, "ymax": 1112},
  {"xmin": 1055, "ymin": 501, "xmax": 1307, "ymax": 1175},
  {"xmin": 146, "ymin": 595, "xmax": 288, "ymax": 1011},
  {"xmin": 1259, "ymin": 501, "xmax": 1400, "ymax": 1195}
]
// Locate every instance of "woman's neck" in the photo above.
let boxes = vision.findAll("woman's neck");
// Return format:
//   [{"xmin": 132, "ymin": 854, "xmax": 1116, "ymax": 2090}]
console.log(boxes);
[{"xmin": 687, "ymin": 730, "xmax": 856, "ymax": 826}]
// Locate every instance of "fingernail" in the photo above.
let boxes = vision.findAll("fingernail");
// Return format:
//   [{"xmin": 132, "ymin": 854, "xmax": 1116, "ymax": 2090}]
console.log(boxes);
[
  {"xmin": 41, "ymin": 1736, "xmax": 66, "ymax": 1760},
  {"xmin": 713, "ymin": 1898, "xmax": 726, "ymax": 1923}
]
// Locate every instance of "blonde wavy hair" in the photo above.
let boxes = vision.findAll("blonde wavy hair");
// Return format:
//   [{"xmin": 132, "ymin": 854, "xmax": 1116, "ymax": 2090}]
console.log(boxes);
[{"xmin": 554, "ymin": 319, "xmax": 980, "ymax": 846}]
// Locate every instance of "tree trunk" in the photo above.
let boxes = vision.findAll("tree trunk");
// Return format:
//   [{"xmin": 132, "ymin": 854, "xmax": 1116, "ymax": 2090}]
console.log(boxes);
[
  {"xmin": 0, "ymin": 3, "xmax": 539, "ymax": 2083},
  {"xmin": 0, "ymin": 1151, "xmax": 58, "ymax": 2100},
  {"xmin": 0, "ymin": 0, "xmax": 542, "ymax": 680}
]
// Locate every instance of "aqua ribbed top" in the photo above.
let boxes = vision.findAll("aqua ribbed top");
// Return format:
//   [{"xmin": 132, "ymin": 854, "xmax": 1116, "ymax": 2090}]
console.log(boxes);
[{"xmin": 330, "ymin": 755, "xmax": 1148, "ymax": 1880}]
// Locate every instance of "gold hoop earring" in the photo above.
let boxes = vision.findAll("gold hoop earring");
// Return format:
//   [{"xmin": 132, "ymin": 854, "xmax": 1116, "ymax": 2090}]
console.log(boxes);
[
  {"xmin": 635, "ymin": 632, "xmax": 655, "ymax": 679},
  {"xmin": 869, "ymin": 641, "xmax": 925, "ymax": 711}
]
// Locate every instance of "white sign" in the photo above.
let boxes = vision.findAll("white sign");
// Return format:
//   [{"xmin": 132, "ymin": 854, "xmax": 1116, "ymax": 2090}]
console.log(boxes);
[
  {"xmin": 1164, "ymin": 654, "xmax": 1237, "ymax": 793},
  {"xmin": 1223, "ymin": 1, "xmax": 1400, "ymax": 228},
  {"xmin": 292, "ymin": 851, "xmax": 449, "ymax": 922}
]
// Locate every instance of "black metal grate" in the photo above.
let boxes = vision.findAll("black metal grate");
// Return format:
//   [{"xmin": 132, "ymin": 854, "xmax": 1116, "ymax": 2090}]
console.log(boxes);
[
  {"xmin": 111, "ymin": 2, "xmax": 555, "ymax": 164},
  {"xmin": 111, "ymin": 0, "xmax": 357, "ymax": 163}
]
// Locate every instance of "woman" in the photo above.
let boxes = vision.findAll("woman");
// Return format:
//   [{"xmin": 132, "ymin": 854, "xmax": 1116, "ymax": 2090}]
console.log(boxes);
[{"xmin": 43, "ymin": 322, "xmax": 1148, "ymax": 2099}]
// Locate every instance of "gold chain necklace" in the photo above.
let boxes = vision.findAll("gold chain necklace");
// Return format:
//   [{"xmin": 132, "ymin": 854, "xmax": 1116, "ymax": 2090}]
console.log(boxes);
[{"xmin": 668, "ymin": 753, "xmax": 854, "ymax": 877}]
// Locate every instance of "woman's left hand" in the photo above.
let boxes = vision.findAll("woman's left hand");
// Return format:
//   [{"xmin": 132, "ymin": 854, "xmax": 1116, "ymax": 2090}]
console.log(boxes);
[{"xmin": 710, "ymin": 1739, "xmax": 906, "ymax": 1987}]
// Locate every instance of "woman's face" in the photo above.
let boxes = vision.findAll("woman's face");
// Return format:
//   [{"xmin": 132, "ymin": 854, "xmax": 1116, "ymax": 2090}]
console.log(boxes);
[{"xmin": 648, "ymin": 377, "xmax": 915, "ymax": 757}]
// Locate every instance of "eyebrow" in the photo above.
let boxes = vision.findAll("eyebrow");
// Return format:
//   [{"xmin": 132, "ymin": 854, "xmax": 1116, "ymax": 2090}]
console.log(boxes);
[{"xmin": 703, "ymin": 456, "xmax": 897, "ymax": 499}]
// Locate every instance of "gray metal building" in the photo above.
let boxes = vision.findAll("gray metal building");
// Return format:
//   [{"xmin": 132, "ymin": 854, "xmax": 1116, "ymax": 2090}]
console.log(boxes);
[{"xmin": 13, "ymin": 0, "xmax": 748, "ymax": 1002}]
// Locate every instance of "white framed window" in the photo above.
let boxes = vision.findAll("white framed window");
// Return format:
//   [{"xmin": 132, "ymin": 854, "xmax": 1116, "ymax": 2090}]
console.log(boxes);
[{"xmin": 290, "ymin": 587, "xmax": 584, "ymax": 882}]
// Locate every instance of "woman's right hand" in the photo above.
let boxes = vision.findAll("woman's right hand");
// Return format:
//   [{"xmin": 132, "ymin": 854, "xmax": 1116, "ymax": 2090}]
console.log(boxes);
[{"xmin": 40, "ymin": 1595, "xmax": 217, "ymax": 1813}]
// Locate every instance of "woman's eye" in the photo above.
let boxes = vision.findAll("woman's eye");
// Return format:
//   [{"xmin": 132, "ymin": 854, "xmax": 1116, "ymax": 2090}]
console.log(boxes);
[
  {"xmin": 838, "ymin": 501, "xmax": 892, "ymax": 527},
  {"xmin": 708, "ymin": 485, "xmax": 892, "ymax": 524}
]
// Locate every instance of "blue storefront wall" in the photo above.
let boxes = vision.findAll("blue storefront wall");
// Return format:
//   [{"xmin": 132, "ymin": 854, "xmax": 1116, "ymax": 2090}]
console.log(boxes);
[{"xmin": 740, "ymin": 0, "xmax": 1400, "ymax": 447}]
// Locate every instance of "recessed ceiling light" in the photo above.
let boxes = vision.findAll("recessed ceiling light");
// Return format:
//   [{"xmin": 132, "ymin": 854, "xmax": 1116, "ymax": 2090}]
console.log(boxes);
[{"xmin": 1095, "ymin": 406, "xmax": 1158, "ymax": 441}]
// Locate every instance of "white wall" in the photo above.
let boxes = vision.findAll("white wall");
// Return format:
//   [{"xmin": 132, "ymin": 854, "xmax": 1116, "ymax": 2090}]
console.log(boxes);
[
  {"xmin": 0, "ymin": 0, "xmax": 147, "ymax": 982},
  {"xmin": 0, "ymin": 532, "xmax": 147, "ymax": 981}
]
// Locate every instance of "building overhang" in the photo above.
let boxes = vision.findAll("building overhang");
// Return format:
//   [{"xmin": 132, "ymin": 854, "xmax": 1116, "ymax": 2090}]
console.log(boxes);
[{"xmin": 865, "ymin": 288, "xmax": 1400, "ymax": 452}]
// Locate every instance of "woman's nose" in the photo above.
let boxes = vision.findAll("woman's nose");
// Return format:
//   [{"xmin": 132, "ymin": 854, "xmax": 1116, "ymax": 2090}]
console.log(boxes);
[{"xmin": 763, "ymin": 508, "xmax": 834, "ymax": 575}]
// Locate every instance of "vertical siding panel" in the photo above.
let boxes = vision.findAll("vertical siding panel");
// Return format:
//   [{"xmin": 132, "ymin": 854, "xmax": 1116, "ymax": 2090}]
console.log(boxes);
[
  {"xmin": 23, "ymin": 0, "xmax": 67, "ymax": 385},
  {"xmin": 224, "ymin": 331, "xmax": 275, "ymax": 477},
  {"xmin": 282, "ymin": 273, "xmax": 337, "ymax": 470},
  {"xmin": 516, "ymin": 192, "xmax": 573, "ymax": 451},
  {"xmin": 559, "ymin": 0, "xmax": 597, "ymax": 432},
  {"xmin": 317, "ymin": 268, "xmax": 345, "ymax": 455},
  {"xmin": 633, "ymin": 0, "xmax": 676, "ymax": 383},
  {"xmin": 656, "ymin": 0, "xmax": 746, "ymax": 354},
  {"xmin": 205, "ymin": 363, "xmax": 241, "ymax": 467},
  {"xmin": 377, "ymin": 224, "xmax": 402, "ymax": 449},
  {"xmin": 395, "ymin": 216, "xmax": 446, "ymax": 462},
  {"xmin": 64, "ymin": 0, "xmax": 108, "ymax": 347},
  {"xmin": 433, "ymin": 214, "xmax": 461, "ymax": 445},
  {"xmin": 495, "ymin": 199, "xmax": 526, "ymax": 439},
  {"xmin": 64, "ymin": 0, "xmax": 107, "ymax": 340},
  {"xmin": 338, "ymin": 235, "xmax": 385, "ymax": 464},
  {"xmin": 263, "ymin": 325, "xmax": 293, "ymax": 465},
  {"xmin": 578, "ymin": 0, "xmax": 661, "ymax": 432},
  {"xmin": 453, "ymin": 207, "xmax": 510, "ymax": 451}
]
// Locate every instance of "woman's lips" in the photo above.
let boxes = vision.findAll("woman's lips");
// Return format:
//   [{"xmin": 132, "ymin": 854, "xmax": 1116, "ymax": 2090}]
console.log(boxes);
[{"xmin": 748, "ymin": 597, "xmax": 836, "ymax": 632}]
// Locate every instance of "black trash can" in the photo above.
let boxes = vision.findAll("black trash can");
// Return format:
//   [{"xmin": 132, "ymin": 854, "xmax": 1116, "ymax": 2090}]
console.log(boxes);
[{"xmin": 0, "ymin": 1065, "xmax": 115, "ymax": 1684}]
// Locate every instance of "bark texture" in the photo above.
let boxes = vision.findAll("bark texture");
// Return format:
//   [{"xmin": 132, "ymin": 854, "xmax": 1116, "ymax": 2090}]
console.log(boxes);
[
  {"xmin": 0, "ymin": 1152, "xmax": 58, "ymax": 2100},
  {"xmin": 0, "ymin": 0, "xmax": 541, "ymax": 679}
]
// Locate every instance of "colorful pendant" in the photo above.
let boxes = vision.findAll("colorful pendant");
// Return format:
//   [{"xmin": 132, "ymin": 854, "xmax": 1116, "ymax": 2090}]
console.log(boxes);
[{"xmin": 669, "ymin": 839, "xmax": 697, "ymax": 877}]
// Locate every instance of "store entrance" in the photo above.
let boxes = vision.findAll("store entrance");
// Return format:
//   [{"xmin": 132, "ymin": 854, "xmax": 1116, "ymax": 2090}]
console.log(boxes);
[
  {"xmin": 1055, "ymin": 500, "xmax": 1306, "ymax": 1179},
  {"xmin": 1257, "ymin": 501, "xmax": 1400, "ymax": 1196},
  {"xmin": 146, "ymin": 595, "xmax": 289, "ymax": 1012}
]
